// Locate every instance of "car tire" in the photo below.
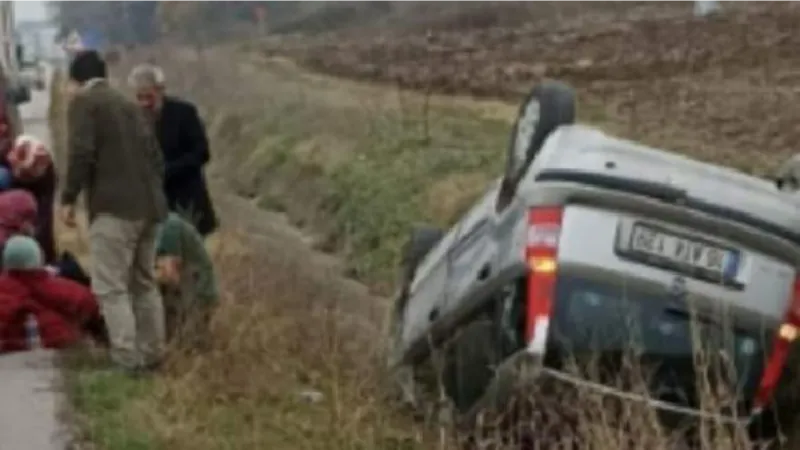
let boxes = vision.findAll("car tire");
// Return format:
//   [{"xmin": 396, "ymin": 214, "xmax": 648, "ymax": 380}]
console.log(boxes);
[
  {"xmin": 442, "ymin": 319, "xmax": 499, "ymax": 414},
  {"xmin": 504, "ymin": 80, "xmax": 576, "ymax": 185}
]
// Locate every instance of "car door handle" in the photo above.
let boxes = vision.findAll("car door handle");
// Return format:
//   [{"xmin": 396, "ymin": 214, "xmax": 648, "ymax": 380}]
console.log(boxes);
[
  {"xmin": 429, "ymin": 308, "xmax": 440, "ymax": 322},
  {"xmin": 478, "ymin": 264, "xmax": 491, "ymax": 281}
]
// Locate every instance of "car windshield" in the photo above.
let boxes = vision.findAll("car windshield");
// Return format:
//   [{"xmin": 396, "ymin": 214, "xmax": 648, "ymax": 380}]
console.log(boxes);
[{"xmin": 545, "ymin": 275, "xmax": 772, "ymax": 413}]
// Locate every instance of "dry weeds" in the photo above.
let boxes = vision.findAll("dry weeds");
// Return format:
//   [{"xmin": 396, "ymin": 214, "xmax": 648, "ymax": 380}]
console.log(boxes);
[{"xmin": 66, "ymin": 223, "xmax": 784, "ymax": 449}]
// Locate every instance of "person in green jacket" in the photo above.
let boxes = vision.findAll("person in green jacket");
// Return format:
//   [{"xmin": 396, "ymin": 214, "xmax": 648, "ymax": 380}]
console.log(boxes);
[{"xmin": 155, "ymin": 212, "xmax": 219, "ymax": 351}]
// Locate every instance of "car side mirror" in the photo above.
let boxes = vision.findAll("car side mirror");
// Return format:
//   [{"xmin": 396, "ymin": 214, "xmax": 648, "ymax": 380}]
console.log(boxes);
[{"xmin": 7, "ymin": 84, "xmax": 31, "ymax": 105}]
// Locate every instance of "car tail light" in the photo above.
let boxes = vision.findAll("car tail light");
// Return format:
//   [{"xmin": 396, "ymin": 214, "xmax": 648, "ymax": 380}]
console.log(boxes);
[
  {"xmin": 524, "ymin": 206, "xmax": 563, "ymax": 355},
  {"xmin": 752, "ymin": 275, "xmax": 800, "ymax": 414}
]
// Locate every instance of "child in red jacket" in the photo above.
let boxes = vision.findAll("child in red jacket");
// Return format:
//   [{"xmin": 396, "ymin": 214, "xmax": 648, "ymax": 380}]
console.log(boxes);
[{"xmin": 0, "ymin": 236, "xmax": 107, "ymax": 352}]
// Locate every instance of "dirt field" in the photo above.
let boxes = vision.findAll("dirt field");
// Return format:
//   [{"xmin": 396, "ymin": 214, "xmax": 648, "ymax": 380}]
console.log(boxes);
[{"xmin": 259, "ymin": 1, "xmax": 800, "ymax": 176}]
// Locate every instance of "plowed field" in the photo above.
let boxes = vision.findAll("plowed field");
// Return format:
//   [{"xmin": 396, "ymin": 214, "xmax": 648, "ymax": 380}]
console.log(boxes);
[{"xmin": 258, "ymin": 1, "xmax": 800, "ymax": 175}]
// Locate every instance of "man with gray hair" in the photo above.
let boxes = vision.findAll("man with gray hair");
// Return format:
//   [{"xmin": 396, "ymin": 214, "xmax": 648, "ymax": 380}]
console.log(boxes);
[{"xmin": 128, "ymin": 63, "xmax": 218, "ymax": 237}]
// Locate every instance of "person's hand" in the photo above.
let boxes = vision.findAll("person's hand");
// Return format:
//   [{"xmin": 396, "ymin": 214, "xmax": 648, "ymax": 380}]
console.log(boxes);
[
  {"xmin": 60, "ymin": 204, "xmax": 76, "ymax": 228},
  {"xmin": 156, "ymin": 256, "xmax": 181, "ymax": 287}
]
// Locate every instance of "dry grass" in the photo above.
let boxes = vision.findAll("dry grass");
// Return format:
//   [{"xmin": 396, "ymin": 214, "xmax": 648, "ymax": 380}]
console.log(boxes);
[
  {"xmin": 67, "ymin": 226, "xmax": 425, "ymax": 450},
  {"xmin": 64, "ymin": 224, "xmax": 781, "ymax": 449}
]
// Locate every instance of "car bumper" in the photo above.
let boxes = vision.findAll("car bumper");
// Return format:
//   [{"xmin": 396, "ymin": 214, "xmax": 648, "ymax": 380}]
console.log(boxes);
[{"xmin": 458, "ymin": 349, "xmax": 753, "ymax": 430}]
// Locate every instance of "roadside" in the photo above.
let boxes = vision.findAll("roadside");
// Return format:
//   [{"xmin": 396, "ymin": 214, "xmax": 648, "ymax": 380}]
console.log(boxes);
[
  {"xmin": 0, "ymin": 67, "xmax": 71, "ymax": 450},
  {"xmin": 60, "ymin": 43, "xmax": 529, "ymax": 449},
  {"xmin": 69, "ymin": 37, "xmax": 669, "ymax": 447},
  {"xmin": 62, "ymin": 35, "xmax": 789, "ymax": 447},
  {"xmin": 60, "ymin": 22, "xmax": 800, "ymax": 448},
  {"xmin": 56, "ymin": 5, "xmax": 800, "ymax": 448}
]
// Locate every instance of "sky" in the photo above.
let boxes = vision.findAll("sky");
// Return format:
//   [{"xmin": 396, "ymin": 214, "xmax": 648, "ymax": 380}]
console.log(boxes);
[{"xmin": 14, "ymin": 1, "xmax": 48, "ymax": 23}]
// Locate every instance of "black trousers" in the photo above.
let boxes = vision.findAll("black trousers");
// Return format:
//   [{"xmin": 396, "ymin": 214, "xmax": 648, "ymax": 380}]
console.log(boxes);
[{"xmin": 57, "ymin": 251, "xmax": 110, "ymax": 346}]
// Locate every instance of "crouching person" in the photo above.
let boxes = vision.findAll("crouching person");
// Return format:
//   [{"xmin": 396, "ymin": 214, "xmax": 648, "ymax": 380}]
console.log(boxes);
[
  {"xmin": 0, "ymin": 236, "xmax": 108, "ymax": 352},
  {"xmin": 156, "ymin": 212, "xmax": 219, "ymax": 351}
]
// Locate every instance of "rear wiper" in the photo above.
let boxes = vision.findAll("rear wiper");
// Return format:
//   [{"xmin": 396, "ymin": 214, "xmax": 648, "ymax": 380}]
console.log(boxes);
[
  {"xmin": 664, "ymin": 306, "xmax": 719, "ymax": 328},
  {"xmin": 664, "ymin": 305, "xmax": 748, "ymax": 335}
]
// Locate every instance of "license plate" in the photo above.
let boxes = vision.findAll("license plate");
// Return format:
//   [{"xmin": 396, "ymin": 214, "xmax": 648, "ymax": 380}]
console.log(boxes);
[{"xmin": 627, "ymin": 223, "xmax": 739, "ymax": 281}]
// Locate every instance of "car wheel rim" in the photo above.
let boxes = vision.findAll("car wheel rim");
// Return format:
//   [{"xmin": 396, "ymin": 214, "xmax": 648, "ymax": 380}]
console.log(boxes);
[{"xmin": 511, "ymin": 98, "xmax": 540, "ymax": 177}]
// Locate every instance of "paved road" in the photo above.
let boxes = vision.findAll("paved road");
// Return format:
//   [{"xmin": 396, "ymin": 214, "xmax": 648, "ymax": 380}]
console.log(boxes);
[{"xmin": 0, "ymin": 73, "xmax": 71, "ymax": 450}]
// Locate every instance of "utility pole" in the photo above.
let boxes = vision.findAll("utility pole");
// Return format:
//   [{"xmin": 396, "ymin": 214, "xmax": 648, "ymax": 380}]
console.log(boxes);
[{"xmin": 0, "ymin": 1, "xmax": 18, "ymax": 75}]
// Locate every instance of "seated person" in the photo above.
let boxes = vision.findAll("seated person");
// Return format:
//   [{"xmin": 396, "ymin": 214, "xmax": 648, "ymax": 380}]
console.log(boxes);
[
  {"xmin": 0, "ymin": 236, "xmax": 108, "ymax": 353},
  {"xmin": 156, "ymin": 212, "xmax": 219, "ymax": 349},
  {"xmin": 53, "ymin": 250, "xmax": 92, "ymax": 287},
  {"xmin": 3, "ymin": 135, "xmax": 57, "ymax": 263},
  {"xmin": 0, "ymin": 189, "xmax": 37, "ymax": 263}
]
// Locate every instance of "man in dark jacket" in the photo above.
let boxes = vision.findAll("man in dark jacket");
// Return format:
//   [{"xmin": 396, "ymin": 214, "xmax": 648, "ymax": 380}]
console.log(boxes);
[
  {"xmin": 128, "ymin": 64, "xmax": 218, "ymax": 237},
  {"xmin": 60, "ymin": 50, "xmax": 167, "ymax": 374}
]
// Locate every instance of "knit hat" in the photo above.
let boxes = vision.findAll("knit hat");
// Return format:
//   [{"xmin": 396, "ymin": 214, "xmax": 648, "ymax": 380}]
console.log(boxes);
[
  {"xmin": 7, "ymin": 135, "xmax": 52, "ymax": 181},
  {"xmin": 2, "ymin": 235, "xmax": 43, "ymax": 270}
]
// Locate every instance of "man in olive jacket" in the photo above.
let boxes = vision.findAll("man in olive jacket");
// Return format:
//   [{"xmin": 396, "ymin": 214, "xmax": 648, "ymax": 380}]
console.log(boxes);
[{"xmin": 60, "ymin": 50, "xmax": 168, "ymax": 374}]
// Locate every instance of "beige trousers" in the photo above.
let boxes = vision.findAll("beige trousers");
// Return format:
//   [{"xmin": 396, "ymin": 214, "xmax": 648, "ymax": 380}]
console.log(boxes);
[{"xmin": 89, "ymin": 214, "xmax": 165, "ymax": 369}]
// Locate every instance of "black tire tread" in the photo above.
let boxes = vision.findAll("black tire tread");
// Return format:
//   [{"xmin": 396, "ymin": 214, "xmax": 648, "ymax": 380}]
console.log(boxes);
[{"xmin": 506, "ymin": 80, "xmax": 577, "ymax": 183}]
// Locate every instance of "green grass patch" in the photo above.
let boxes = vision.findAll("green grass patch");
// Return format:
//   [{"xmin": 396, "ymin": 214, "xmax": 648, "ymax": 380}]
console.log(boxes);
[
  {"xmin": 226, "ymin": 94, "xmax": 511, "ymax": 289},
  {"xmin": 64, "ymin": 351, "xmax": 161, "ymax": 450}
]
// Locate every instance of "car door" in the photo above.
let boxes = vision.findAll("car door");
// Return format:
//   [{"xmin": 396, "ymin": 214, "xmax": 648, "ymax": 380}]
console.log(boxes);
[
  {"xmin": 442, "ymin": 179, "xmax": 503, "ymax": 319},
  {"xmin": 402, "ymin": 225, "xmax": 460, "ymax": 349}
]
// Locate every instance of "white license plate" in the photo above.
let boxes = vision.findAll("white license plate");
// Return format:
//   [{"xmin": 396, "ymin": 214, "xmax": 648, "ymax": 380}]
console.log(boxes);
[{"xmin": 629, "ymin": 223, "xmax": 737, "ymax": 277}]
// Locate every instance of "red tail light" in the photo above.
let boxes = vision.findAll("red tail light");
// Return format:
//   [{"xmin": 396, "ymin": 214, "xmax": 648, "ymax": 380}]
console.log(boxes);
[
  {"xmin": 752, "ymin": 275, "xmax": 800, "ymax": 414},
  {"xmin": 524, "ymin": 206, "xmax": 563, "ymax": 355}
]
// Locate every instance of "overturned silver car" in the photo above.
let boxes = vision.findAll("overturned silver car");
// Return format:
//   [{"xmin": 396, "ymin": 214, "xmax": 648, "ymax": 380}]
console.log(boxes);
[{"xmin": 387, "ymin": 81, "xmax": 800, "ymax": 436}]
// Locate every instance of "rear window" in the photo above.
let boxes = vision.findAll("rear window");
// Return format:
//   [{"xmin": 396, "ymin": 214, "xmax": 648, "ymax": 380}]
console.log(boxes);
[{"xmin": 545, "ymin": 275, "xmax": 772, "ymax": 412}]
